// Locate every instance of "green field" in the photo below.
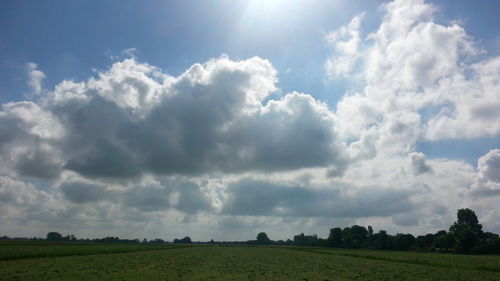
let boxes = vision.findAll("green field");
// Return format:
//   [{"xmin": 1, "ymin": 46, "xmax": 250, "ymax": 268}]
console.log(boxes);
[{"xmin": 0, "ymin": 242, "xmax": 499, "ymax": 281}]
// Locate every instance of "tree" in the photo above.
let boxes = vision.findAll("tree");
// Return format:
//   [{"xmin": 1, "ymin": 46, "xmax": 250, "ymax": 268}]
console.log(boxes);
[
  {"xmin": 368, "ymin": 225, "xmax": 373, "ymax": 237},
  {"xmin": 292, "ymin": 233, "xmax": 319, "ymax": 246},
  {"xmin": 256, "ymin": 232, "xmax": 271, "ymax": 245},
  {"xmin": 449, "ymin": 208, "xmax": 483, "ymax": 252},
  {"xmin": 473, "ymin": 234, "xmax": 500, "ymax": 254},
  {"xmin": 393, "ymin": 233, "xmax": 415, "ymax": 250},
  {"xmin": 181, "ymin": 236, "xmax": 192, "ymax": 244},
  {"xmin": 351, "ymin": 225, "xmax": 369, "ymax": 247},
  {"xmin": 173, "ymin": 236, "xmax": 192, "ymax": 244},
  {"xmin": 327, "ymin": 227, "xmax": 343, "ymax": 247},
  {"xmin": 434, "ymin": 231, "xmax": 453, "ymax": 250},
  {"xmin": 452, "ymin": 227, "xmax": 477, "ymax": 252},
  {"xmin": 375, "ymin": 230, "xmax": 391, "ymax": 250},
  {"xmin": 342, "ymin": 225, "xmax": 368, "ymax": 248},
  {"xmin": 415, "ymin": 233, "xmax": 436, "ymax": 250},
  {"xmin": 342, "ymin": 227, "xmax": 353, "ymax": 247},
  {"xmin": 46, "ymin": 232, "xmax": 63, "ymax": 241},
  {"xmin": 456, "ymin": 208, "xmax": 483, "ymax": 234},
  {"xmin": 150, "ymin": 238, "xmax": 165, "ymax": 244}
]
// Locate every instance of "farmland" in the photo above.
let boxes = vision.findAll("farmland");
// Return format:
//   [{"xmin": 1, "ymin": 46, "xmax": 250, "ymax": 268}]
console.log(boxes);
[{"xmin": 0, "ymin": 241, "xmax": 499, "ymax": 281}]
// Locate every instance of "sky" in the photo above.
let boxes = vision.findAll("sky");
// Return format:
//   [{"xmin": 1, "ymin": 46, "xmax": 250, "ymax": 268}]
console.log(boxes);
[{"xmin": 0, "ymin": 0, "xmax": 499, "ymax": 241}]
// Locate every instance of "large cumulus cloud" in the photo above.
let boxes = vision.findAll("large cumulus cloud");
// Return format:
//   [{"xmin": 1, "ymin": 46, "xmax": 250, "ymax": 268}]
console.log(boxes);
[
  {"xmin": 0, "ymin": 55, "xmax": 347, "ymax": 180},
  {"xmin": 472, "ymin": 149, "xmax": 500, "ymax": 196},
  {"xmin": 325, "ymin": 0, "xmax": 500, "ymax": 233},
  {"xmin": 0, "ymin": 55, "xmax": 353, "ymax": 238},
  {"xmin": 330, "ymin": 0, "xmax": 500, "ymax": 161}
]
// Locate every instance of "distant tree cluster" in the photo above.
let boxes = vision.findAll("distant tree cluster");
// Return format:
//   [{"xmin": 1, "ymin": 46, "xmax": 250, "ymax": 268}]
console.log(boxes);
[
  {"xmin": 45, "ymin": 233, "xmax": 141, "ymax": 243},
  {"xmin": 173, "ymin": 236, "xmax": 192, "ymax": 244},
  {"xmin": 318, "ymin": 209, "xmax": 499, "ymax": 254},
  {"xmin": 239, "ymin": 208, "xmax": 500, "ymax": 254},
  {"xmin": 46, "ymin": 232, "xmax": 77, "ymax": 241},
  {"xmin": 293, "ymin": 233, "xmax": 323, "ymax": 246}
]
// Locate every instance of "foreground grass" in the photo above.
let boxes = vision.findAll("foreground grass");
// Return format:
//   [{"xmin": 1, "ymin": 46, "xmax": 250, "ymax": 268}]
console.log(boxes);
[
  {"xmin": 0, "ymin": 242, "xmax": 499, "ymax": 281},
  {"xmin": 0, "ymin": 241, "xmax": 181, "ymax": 261},
  {"xmin": 286, "ymin": 246, "xmax": 500, "ymax": 272}
]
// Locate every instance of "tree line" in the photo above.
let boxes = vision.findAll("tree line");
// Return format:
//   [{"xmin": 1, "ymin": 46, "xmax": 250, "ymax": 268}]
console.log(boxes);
[
  {"xmin": 1, "ymin": 208, "xmax": 498, "ymax": 254},
  {"xmin": 260, "ymin": 208, "xmax": 499, "ymax": 254}
]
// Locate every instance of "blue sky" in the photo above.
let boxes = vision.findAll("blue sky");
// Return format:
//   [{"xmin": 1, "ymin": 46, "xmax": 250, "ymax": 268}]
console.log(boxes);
[
  {"xmin": 0, "ymin": 0, "xmax": 499, "ymax": 240},
  {"xmin": 3, "ymin": 0, "xmax": 498, "ymax": 103}
]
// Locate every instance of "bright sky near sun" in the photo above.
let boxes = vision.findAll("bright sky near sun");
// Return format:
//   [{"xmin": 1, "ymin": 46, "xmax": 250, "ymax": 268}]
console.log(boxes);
[{"xmin": 0, "ymin": 0, "xmax": 499, "ymax": 240}]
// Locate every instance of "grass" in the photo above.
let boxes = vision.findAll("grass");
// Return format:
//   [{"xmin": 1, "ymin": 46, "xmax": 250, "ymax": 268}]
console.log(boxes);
[
  {"xmin": 285, "ymin": 246, "xmax": 500, "ymax": 272},
  {"xmin": 0, "ymin": 241, "xmax": 182, "ymax": 261},
  {"xmin": 0, "ymin": 241, "xmax": 499, "ymax": 280}
]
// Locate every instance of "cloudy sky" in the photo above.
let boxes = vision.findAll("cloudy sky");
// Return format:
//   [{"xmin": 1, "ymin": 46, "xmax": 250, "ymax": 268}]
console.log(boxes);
[{"xmin": 1, "ymin": 0, "xmax": 499, "ymax": 241}]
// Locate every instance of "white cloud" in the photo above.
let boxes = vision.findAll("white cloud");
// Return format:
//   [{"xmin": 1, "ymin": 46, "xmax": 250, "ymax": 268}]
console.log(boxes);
[
  {"xmin": 478, "ymin": 149, "xmax": 500, "ymax": 183},
  {"xmin": 0, "ymin": 101, "xmax": 65, "ymax": 179},
  {"xmin": 1, "ymin": 55, "xmax": 348, "ymax": 181},
  {"xmin": 325, "ymin": 13, "xmax": 365, "ymax": 78},
  {"xmin": 363, "ymin": 0, "xmax": 476, "ymax": 90},
  {"xmin": 26, "ymin": 63, "xmax": 46, "ymax": 95},
  {"xmin": 410, "ymin": 152, "xmax": 432, "ymax": 175},
  {"xmin": 472, "ymin": 149, "xmax": 500, "ymax": 196},
  {"xmin": 122, "ymin": 47, "xmax": 139, "ymax": 58},
  {"xmin": 424, "ymin": 56, "xmax": 500, "ymax": 140},
  {"xmin": 0, "ymin": 176, "xmax": 63, "ymax": 233},
  {"xmin": 2, "ymin": 55, "xmax": 351, "ymax": 239},
  {"xmin": 334, "ymin": 0, "xmax": 500, "ymax": 162},
  {"xmin": 328, "ymin": 0, "xmax": 500, "ymax": 234},
  {"xmin": 87, "ymin": 58, "xmax": 167, "ymax": 115}
]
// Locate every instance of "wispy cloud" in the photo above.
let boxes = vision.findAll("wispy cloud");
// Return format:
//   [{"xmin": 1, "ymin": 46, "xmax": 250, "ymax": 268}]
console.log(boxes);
[{"xmin": 26, "ymin": 63, "xmax": 46, "ymax": 96}]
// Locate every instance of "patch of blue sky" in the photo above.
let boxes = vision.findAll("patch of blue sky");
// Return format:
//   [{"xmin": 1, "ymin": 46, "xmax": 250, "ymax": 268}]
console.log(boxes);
[
  {"xmin": 0, "ymin": 1, "xmax": 380, "ymax": 103},
  {"xmin": 417, "ymin": 136, "xmax": 500, "ymax": 166},
  {"xmin": 429, "ymin": 0, "xmax": 500, "ymax": 56}
]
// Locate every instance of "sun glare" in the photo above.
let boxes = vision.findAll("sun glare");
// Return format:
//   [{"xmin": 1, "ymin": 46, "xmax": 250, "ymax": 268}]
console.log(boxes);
[{"xmin": 238, "ymin": 0, "xmax": 307, "ymax": 30}]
